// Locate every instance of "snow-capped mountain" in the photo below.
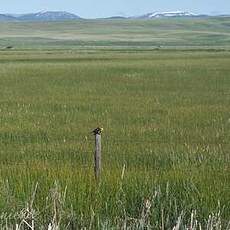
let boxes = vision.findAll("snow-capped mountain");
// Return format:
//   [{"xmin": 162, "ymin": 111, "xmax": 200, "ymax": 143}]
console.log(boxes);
[
  {"xmin": 17, "ymin": 11, "xmax": 81, "ymax": 21},
  {"xmin": 136, "ymin": 11, "xmax": 200, "ymax": 19},
  {"xmin": 0, "ymin": 11, "xmax": 229, "ymax": 21}
]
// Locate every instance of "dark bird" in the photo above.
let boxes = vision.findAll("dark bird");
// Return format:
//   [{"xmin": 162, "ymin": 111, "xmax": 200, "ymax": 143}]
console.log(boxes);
[{"xmin": 92, "ymin": 127, "xmax": 103, "ymax": 135}]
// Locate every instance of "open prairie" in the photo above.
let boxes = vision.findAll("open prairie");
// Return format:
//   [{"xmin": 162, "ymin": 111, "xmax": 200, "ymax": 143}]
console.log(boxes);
[
  {"xmin": 0, "ymin": 17, "xmax": 230, "ymax": 49},
  {"xmin": 0, "ymin": 18, "xmax": 229, "ymax": 228}
]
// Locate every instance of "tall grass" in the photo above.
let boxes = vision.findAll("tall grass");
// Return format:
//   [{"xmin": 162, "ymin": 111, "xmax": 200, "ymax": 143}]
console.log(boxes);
[
  {"xmin": 0, "ymin": 181, "xmax": 228, "ymax": 229},
  {"xmin": 0, "ymin": 50, "xmax": 229, "ymax": 228}
]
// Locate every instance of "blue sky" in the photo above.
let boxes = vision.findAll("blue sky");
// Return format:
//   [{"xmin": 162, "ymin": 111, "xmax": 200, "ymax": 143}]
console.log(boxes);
[{"xmin": 1, "ymin": 0, "xmax": 230, "ymax": 18}]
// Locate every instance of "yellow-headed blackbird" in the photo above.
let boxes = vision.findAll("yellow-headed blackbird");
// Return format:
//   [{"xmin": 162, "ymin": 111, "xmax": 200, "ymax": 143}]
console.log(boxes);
[{"xmin": 92, "ymin": 127, "xmax": 103, "ymax": 135}]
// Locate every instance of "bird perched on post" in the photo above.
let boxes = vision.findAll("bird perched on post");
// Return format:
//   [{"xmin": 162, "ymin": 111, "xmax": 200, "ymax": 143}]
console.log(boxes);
[{"xmin": 92, "ymin": 127, "xmax": 103, "ymax": 135}]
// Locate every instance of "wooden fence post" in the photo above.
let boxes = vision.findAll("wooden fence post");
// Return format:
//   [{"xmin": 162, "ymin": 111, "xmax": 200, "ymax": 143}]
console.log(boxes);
[{"xmin": 92, "ymin": 127, "xmax": 103, "ymax": 181}]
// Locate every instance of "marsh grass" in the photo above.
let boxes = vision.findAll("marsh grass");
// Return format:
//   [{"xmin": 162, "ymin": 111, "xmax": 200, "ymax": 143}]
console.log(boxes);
[
  {"xmin": 0, "ymin": 180, "xmax": 228, "ymax": 229},
  {"xmin": 0, "ymin": 50, "xmax": 229, "ymax": 228}
]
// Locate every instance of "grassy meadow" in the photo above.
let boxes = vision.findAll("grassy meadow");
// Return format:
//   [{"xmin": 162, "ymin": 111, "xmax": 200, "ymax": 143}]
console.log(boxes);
[
  {"xmin": 0, "ymin": 17, "xmax": 230, "ymax": 49},
  {"xmin": 0, "ymin": 18, "xmax": 229, "ymax": 229}
]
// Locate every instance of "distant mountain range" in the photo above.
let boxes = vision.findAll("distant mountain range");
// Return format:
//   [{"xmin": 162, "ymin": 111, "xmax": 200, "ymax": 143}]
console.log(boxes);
[
  {"xmin": 0, "ymin": 11, "xmax": 81, "ymax": 21},
  {"xmin": 0, "ymin": 14, "xmax": 16, "ymax": 21},
  {"xmin": 0, "ymin": 11, "xmax": 229, "ymax": 21}
]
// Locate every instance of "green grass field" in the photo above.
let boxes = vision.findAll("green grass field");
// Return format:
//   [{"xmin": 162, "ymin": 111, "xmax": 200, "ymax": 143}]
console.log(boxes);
[
  {"xmin": 0, "ymin": 18, "xmax": 229, "ymax": 229},
  {"xmin": 0, "ymin": 17, "xmax": 230, "ymax": 50}
]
